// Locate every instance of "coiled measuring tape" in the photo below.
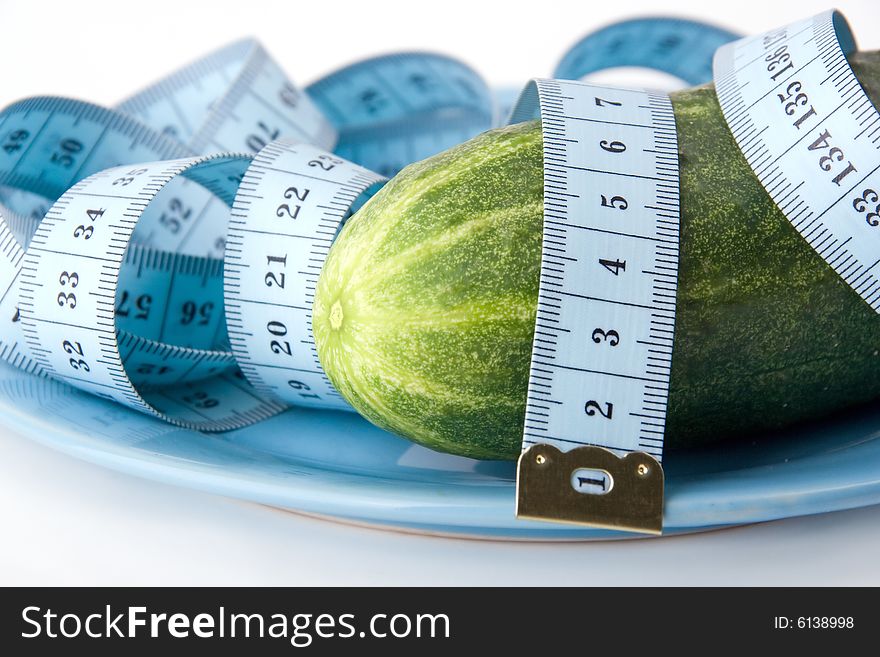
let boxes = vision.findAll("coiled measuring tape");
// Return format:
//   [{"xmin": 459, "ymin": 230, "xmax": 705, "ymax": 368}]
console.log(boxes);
[
  {"xmin": 0, "ymin": 15, "xmax": 747, "ymax": 531},
  {"xmin": 0, "ymin": 40, "xmax": 495, "ymax": 428},
  {"xmin": 223, "ymin": 141, "xmax": 384, "ymax": 411}
]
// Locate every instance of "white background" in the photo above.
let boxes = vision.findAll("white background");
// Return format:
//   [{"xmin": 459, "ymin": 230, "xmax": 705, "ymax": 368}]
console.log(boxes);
[{"xmin": 1, "ymin": 0, "xmax": 879, "ymax": 585}]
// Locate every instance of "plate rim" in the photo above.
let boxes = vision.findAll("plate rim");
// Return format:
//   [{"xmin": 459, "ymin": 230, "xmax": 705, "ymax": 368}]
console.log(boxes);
[{"xmin": 4, "ymin": 385, "xmax": 880, "ymax": 540}]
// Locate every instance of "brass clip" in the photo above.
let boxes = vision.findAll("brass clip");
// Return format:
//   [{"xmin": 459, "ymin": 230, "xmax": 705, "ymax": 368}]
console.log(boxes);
[{"xmin": 516, "ymin": 444, "xmax": 664, "ymax": 535}]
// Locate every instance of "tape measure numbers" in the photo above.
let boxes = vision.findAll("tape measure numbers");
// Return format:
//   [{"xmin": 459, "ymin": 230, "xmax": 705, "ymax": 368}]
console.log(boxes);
[
  {"xmin": 0, "ymin": 40, "xmax": 495, "ymax": 430},
  {"xmin": 555, "ymin": 16, "xmax": 739, "ymax": 86},
  {"xmin": 504, "ymin": 18, "xmax": 731, "ymax": 535},
  {"xmin": 714, "ymin": 10, "xmax": 880, "ymax": 312},
  {"xmin": 4, "ymin": 12, "xmax": 872, "ymax": 535},
  {"xmin": 510, "ymin": 80, "xmax": 679, "ymax": 534},
  {"xmin": 508, "ymin": 9, "xmax": 880, "ymax": 535},
  {"xmin": 17, "ymin": 155, "xmax": 282, "ymax": 431},
  {"xmin": 224, "ymin": 140, "xmax": 384, "ymax": 410},
  {"xmin": 120, "ymin": 39, "xmax": 337, "ymax": 156}
]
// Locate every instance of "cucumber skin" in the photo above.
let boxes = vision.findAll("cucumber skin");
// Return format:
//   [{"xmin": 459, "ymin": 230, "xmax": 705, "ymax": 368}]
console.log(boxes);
[
  {"xmin": 667, "ymin": 52, "xmax": 880, "ymax": 448},
  {"xmin": 313, "ymin": 53, "xmax": 880, "ymax": 460}
]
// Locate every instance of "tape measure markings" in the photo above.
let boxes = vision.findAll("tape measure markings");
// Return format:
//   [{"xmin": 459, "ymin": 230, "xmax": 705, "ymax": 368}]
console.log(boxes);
[
  {"xmin": 714, "ymin": 10, "xmax": 880, "ymax": 312},
  {"xmin": 0, "ymin": 47, "xmax": 493, "ymax": 269},
  {"xmin": 117, "ymin": 39, "xmax": 258, "ymax": 141},
  {"xmin": 0, "ymin": 214, "xmax": 37, "ymax": 374},
  {"xmin": 16, "ymin": 155, "xmax": 286, "ymax": 431},
  {"xmin": 305, "ymin": 53, "xmax": 494, "ymax": 176},
  {"xmin": 187, "ymin": 46, "xmax": 336, "ymax": 154},
  {"xmin": 0, "ymin": 21, "xmax": 700, "ymax": 437},
  {"xmin": 117, "ymin": 331, "xmax": 237, "ymax": 388},
  {"xmin": 224, "ymin": 139, "xmax": 384, "ymax": 409},
  {"xmin": 0, "ymin": 97, "xmax": 191, "ymax": 202},
  {"xmin": 509, "ymin": 75, "xmax": 679, "ymax": 532},
  {"xmin": 306, "ymin": 52, "xmax": 493, "ymax": 129},
  {"xmin": 114, "ymin": 244, "xmax": 226, "ymax": 351},
  {"xmin": 119, "ymin": 39, "xmax": 337, "ymax": 153},
  {"xmin": 0, "ymin": 99, "xmax": 234, "ymax": 267}
]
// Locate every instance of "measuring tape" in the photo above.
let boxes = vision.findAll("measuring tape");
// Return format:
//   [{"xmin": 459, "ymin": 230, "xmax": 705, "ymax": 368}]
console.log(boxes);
[
  {"xmin": 306, "ymin": 53, "xmax": 496, "ymax": 176},
  {"xmin": 509, "ymin": 81, "xmax": 679, "ymax": 534},
  {"xmin": 714, "ymin": 10, "xmax": 880, "ymax": 312},
  {"xmin": 224, "ymin": 140, "xmax": 384, "ymax": 411},
  {"xmin": 0, "ymin": 40, "xmax": 496, "ymax": 429},
  {"xmin": 508, "ymin": 9, "xmax": 880, "ymax": 534},
  {"xmin": 23, "ymin": 13, "xmax": 878, "ymax": 536},
  {"xmin": 555, "ymin": 16, "xmax": 739, "ymax": 85},
  {"xmin": 507, "ymin": 18, "xmax": 735, "ymax": 535}
]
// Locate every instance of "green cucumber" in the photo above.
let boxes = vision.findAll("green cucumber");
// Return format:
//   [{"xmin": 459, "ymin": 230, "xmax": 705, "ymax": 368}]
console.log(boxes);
[{"xmin": 313, "ymin": 51, "xmax": 880, "ymax": 461}]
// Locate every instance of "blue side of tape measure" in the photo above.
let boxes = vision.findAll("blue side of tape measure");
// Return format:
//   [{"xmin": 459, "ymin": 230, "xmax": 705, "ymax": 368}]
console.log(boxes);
[{"xmin": 554, "ymin": 16, "xmax": 739, "ymax": 85}]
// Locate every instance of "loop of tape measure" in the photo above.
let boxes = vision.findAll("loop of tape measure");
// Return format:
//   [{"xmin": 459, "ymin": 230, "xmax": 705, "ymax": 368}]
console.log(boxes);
[
  {"xmin": 0, "ymin": 42, "xmax": 495, "ymax": 429},
  {"xmin": 0, "ymin": 17, "xmax": 732, "ymax": 434}
]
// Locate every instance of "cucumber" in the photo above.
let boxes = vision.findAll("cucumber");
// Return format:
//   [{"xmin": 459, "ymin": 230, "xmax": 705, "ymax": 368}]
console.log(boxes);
[{"xmin": 312, "ymin": 52, "xmax": 880, "ymax": 460}]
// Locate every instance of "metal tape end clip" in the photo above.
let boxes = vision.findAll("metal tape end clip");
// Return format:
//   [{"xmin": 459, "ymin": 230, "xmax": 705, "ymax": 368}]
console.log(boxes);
[{"xmin": 516, "ymin": 444, "xmax": 664, "ymax": 535}]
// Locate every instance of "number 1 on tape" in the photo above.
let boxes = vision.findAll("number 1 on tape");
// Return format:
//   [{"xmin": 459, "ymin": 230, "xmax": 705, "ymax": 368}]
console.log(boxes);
[{"xmin": 509, "ymin": 80, "xmax": 680, "ymax": 534}]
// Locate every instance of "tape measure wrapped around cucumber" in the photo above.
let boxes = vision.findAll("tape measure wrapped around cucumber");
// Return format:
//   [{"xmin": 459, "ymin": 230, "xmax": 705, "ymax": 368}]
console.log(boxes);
[
  {"xmin": 313, "ymin": 12, "xmax": 880, "ymax": 461},
  {"xmin": 0, "ymin": 11, "xmax": 876, "ymax": 490}
]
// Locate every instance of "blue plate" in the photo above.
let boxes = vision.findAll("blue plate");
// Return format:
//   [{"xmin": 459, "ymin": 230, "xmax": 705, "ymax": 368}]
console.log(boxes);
[{"xmin": 2, "ymin": 360, "xmax": 879, "ymax": 539}]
